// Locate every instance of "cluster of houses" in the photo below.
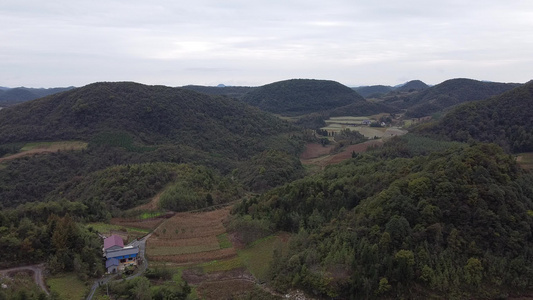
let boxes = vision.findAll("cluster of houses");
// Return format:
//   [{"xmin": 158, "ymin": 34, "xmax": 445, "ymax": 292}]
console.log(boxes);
[{"xmin": 103, "ymin": 234, "xmax": 140, "ymax": 273}]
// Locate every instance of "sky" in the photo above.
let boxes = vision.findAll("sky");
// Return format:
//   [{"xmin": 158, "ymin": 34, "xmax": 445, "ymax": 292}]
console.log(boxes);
[{"xmin": 1, "ymin": 0, "xmax": 533, "ymax": 88}]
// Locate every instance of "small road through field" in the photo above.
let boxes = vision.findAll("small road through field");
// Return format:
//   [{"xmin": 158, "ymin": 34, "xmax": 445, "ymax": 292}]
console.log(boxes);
[{"xmin": 0, "ymin": 264, "xmax": 48, "ymax": 295}]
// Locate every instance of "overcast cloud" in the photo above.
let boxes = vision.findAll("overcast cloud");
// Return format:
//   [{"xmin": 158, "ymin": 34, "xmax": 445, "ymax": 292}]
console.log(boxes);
[{"xmin": 1, "ymin": 0, "xmax": 533, "ymax": 87}]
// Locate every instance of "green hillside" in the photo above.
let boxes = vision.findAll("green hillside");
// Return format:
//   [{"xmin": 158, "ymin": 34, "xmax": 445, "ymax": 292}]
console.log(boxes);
[
  {"xmin": 418, "ymin": 80, "xmax": 533, "ymax": 153},
  {"xmin": 353, "ymin": 85, "xmax": 394, "ymax": 98},
  {"xmin": 241, "ymin": 79, "xmax": 375, "ymax": 116},
  {"xmin": 385, "ymin": 78, "xmax": 519, "ymax": 117},
  {"xmin": 0, "ymin": 82, "xmax": 298, "ymax": 160},
  {"xmin": 232, "ymin": 137, "xmax": 533, "ymax": 298},
  {"xmin": 181, "ymin": 85, "xmax": 255, "ymax": 99},
  {"xmin": 394, "ymin": 79, "xmax": 429, "ymax": 92},
  {"xmin": 0, "ymin": 82, "xmax": 303, "ymax": 208}
]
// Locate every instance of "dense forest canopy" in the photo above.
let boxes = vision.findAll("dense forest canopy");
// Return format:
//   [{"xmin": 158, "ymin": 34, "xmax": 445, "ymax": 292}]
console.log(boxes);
[
  {"xmin": 418, "ymin": 80, "xmax": 533, "ymax": 153},
  {"xmin": 232, "ymin": 137, "xmax": 533, "ymax": 298},
  {"xmin": 180, "ymin": 85, "xmax": 256, "ymax": 99},
  {"xmin": 242, "ymin": 79, "xmax": 373, "ymax": 116},
  {"xmin": 0, "ymin": 82, "xmax": 305, "ymax": 212}
]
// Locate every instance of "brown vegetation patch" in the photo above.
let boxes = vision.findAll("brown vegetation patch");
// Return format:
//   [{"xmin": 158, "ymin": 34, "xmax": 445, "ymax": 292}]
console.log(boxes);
[
  {"xmin": 149, "ymin": 248, "xmax": 237, "ymax": 264},
  {"xmin": 300, "ymin": 143, "xmax": 334, "ymax": 159},
  {"xmin": 147, "ymin": 207, "xmax": 236, "ymax": 264},
  {"xmin": 302, "ymin": 139, "xmax": 383, "ymax": 168},
  {"xmin": 183, "ymin": 268, "xmax": 258, "ymax": 299}
]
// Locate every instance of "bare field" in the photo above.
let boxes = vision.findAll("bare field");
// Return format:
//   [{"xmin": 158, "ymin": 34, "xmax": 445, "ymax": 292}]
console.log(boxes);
[
  {"xmin": 302, "ymin": 139, "xmax": 384, "ymax": 168},
  {"xmin": 0, "ymin": 141, "xmax": 87, "ymax": 163},
  {"xmin": 149, "ymin": 248, "xmax": 238, "ymax": 264},
  {"xmin": 300, "ymin": 143, "xmax": 334, "ymax": 159}
]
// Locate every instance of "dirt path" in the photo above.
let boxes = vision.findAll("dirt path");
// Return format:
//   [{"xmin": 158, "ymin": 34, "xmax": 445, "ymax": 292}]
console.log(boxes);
[
  {"xmin": 0, "ymin": 148, "xmax": 59, "ymax": 163},
  {"xmin": 0, "ymin": 264, "xmax": 48, "ymax": 295}
]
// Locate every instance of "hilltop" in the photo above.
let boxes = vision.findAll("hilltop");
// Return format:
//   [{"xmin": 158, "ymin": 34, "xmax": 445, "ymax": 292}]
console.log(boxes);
[
  {"xmin": 384, "ymin": 78, "xmax": 519, "ymax": 117},
  {"xmin": 0, "ymin": 82, "xmax": 297, "ymax": 158},
  {"xmin": 241, "ymin": 79, "xmax": 382, "ymax": 116},
  {"xmin": 353, "ymin": 80, "xmax": 428, "ymax": 98},
  {"xmin": 418, "ymin": 80, "xmax": 533, "ymax": 153},
  {"xmin": 180, "ymin": 85, "xmax": 255, "ymax": 99},
  {"xmin": 394, "ymin": 79, "xmax": 429, "ymax": 92}
]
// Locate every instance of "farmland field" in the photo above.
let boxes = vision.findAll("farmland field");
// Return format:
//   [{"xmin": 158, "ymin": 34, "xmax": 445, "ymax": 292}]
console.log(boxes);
[
  {"xmin": 0, "ymin": 140, "xmax": 87, "ymax": 162},
  {"xmin": 47, "ymin": 273, "xmax": 88, "ymax": 300},
  {"xmin": 146, "ymin": 207, "xmax": 236, "ymax": 264}
]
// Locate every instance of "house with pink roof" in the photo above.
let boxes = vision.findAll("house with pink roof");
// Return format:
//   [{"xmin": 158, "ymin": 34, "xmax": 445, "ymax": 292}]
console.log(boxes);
[{"xmin": 103, "ymin": 234, "xmax": 139, "ymax": 273}]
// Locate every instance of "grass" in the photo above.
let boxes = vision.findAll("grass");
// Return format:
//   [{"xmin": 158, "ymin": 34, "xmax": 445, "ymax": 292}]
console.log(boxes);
[
  {"xmin": 200, "ymin": 256, "xmax": 244, "ymax": 273},
  {"xmin": 87, "ymin": 222, "xmax": 150, "ymax": 237},
  {"xmin": 140, "ymin": 211, "xmax": 165, "ymax": 219},
  {"xmin": 47, "ymin": 273, "xmax": 88, "ymax": 300},
  {"xmin": 237, "ymin": 235, "xmax": 288, "ymax": 282},
  {"xmin": 20, "ymin": 141, "xmax": 88, "ymax": 151},
  {"xmin": 217, "ymin": 233, "xmax": 232, "ymax": 249}
]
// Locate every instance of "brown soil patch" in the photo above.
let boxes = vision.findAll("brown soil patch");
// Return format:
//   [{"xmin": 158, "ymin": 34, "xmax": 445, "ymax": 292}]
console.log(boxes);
[
  {"xmin": 147, "ymin": 207, "xmax": 235, "ymax": 264},
  {"xmin": 301, "ymin": 139, "xmax": 383, "ymax": 168},
  {"xmin": 183, "ymin": 268, "xmax": 256, "ymax": 300},
  {"xmin": 133, "ymin": 191, "xmax": 163, "ymax": 211},
  {"xmin": 150, "ymin": 248, "xmax": 237, "ymax": 265},
  {"xmin": 300, "ymin": 143, "xmax": 334, "ymax": 159}
]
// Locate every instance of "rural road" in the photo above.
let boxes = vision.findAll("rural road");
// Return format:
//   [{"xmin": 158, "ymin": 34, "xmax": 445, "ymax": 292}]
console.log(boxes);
[{"xmin": 0, "ymin": 264, "xmax": 49, "ymax": 295}]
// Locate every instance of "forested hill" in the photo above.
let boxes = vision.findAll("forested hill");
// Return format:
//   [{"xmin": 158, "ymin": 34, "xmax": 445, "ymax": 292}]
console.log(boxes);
[
  {"xmin": 417, "ymin": 80, "xmax": 533, "ymax": 153},
  {"xmin": 0, "ymin": 86, "xmax": 74, "ymax": 106},
  {"xmin": 386, "ymin": 78, "xmax": 519, "ymax": 117},
  {"xmin": 233, "ymin": 139, "xmax": 533, "ymax": 298},
  {"xmin": 395, "ymin": 79, "xmax": 429, "ymax": 92},
  {"xmin": 180, "ymin": 85, "xmax": 255, "ymax": 99},
  {"xmin": 0, "ymin": 82, "xmax": 298, "ymax": 160},
  {"xmin": 241, "ymin": 79, "xmax": 378, "ymax": 116}
]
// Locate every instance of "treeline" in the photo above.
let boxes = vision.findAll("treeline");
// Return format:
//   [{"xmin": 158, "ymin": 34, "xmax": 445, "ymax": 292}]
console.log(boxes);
[
  {"xmin": 418, "ymin": 80, "xmax": 533, "ymax": 153},
  {"xmin": 0, "ymin": 213, "xmax": 104, "ymax": 279},
  {"xmin": 232, "ymin": 137, "xmax": 533, "ymax": 298},
  {"xmin": 158, "ymin": 164, "xmax": 243, "ymax": 211}
]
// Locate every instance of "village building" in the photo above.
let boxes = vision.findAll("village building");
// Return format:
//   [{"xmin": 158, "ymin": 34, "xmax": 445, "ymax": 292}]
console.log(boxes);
[{"xmin": 103, "ymin": 234, "xmax": 140, "ymax": 273}]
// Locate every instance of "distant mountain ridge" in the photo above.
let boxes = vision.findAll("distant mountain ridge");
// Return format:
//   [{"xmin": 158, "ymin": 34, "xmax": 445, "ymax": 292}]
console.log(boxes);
[
  {"xmin": 418, "ymin": 80, "xmax": 533, "ymax": 153},
  {"xmin": 382, "ymin": 78, "xmax": 520, "ymax": 117},
  {"xmin": 353, "ymin": 79, "xmax": 428, "ymax": 98},
  {"xmin": 241, "ymin": 78, "xmax": 388, "ymax": 116},
  {"xmin": 0, "ymin": 86, "xmax": 74, "ymax": 106}
]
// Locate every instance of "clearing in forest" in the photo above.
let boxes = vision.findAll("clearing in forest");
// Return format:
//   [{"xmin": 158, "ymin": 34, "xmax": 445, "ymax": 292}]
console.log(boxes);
[
  {"xmin": 517, "ymin": 152, "xmax": 533, "ymax": 170},
  {"xmin": 0, "ymin": 141, "xmax": 87, "ymax": 163}
]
